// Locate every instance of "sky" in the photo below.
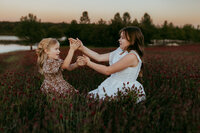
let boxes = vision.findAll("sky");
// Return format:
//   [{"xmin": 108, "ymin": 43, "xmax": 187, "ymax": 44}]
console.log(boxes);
[{"xmin": 0, "ymin": 0, "xmax": 200, "ymax": 27}]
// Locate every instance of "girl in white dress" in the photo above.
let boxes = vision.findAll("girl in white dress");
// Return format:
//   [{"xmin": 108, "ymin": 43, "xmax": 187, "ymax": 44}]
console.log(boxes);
[{"xmin": 70, "ymin": 26, "xmax": 146, "ymax": 103}]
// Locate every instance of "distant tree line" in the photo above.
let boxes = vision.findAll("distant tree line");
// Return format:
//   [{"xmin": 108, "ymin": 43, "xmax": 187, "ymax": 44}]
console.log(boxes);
[{"xmin": 0, "ymin": 11, "xmax": 200, "ymax": 47}]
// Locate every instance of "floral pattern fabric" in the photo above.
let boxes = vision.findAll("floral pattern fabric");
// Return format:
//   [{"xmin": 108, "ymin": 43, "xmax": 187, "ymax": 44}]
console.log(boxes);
[{"xmin": 40, "ymin": 58, "xmax": 74, "ymax": 94}]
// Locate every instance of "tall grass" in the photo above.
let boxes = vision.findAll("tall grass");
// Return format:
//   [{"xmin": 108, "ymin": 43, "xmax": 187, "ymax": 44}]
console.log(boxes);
[{"xmin": 0, "ymin": 45, "xmax": 200, "ymax": 132}]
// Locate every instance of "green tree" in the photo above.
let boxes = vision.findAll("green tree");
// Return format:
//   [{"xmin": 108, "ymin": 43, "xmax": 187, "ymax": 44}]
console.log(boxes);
[
  {"xmin": 71, "ymin": 20, "xmax": 78, "ymax": 24},
  {"xmin": 46, "ymin": 25, "xmax": 63, "ymax": 38},
  {"xmin": 160, "ymin": 20, "xmax": 169, "ymax": 39},
  {"xmin": 65, "ymin": 20, "xmax": 81, "ymax": 45},
  {"xmin": 80, "ymin": 11, "xmax": 90, "ymax": 24},
  {"xmin": 122, "ymin": 12, "xmax": 131, "ymax": 25},
  {"xmin": 111, "ymin": 13, "xmax": 123, "ymax": 24},
  {"xmin": 109, "ymin": 13, "xmax": 123, "ymax": 45},
  {"xmin": 15, "ymin": 13, "xmax": 44, "ymax": 50},
  {"xmin": 132, "ymin": 18, "xmax": 139, "ymax": 26},
  {"xmin": 140, "ymin": 13, "xmax": 155, "ymax": 45},
  {"xmin": 182, "ymin": 24, "xmax": 195, "ymax": 42}
]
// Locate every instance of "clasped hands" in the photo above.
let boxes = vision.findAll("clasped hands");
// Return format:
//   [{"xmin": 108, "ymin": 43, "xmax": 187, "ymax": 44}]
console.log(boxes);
[{"xmin": 68, "ymin": 38, "xmax": 89, "ymax": 67}]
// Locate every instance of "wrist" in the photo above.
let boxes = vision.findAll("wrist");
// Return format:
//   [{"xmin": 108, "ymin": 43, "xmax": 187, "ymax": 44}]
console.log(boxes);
[
  {"xmin": 87, "ymin": 60, "xmax": 92, "ymax": 66},
  {"xmin": 75, "ymin": 62, "xmax": 79, "ymax": 67},
  {"xmin": 69, "ymin": 48, "xmax": 75, "ymax": 53},
  {"xmin": 80, "ymin": 46, "xmax": 85, "ymax": 52}
]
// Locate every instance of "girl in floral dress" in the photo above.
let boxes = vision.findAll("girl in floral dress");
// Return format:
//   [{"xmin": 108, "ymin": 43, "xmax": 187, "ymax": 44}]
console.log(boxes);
[{"xmin": 36, "ymin": 38, "xmax": 84, "ymax": 95}]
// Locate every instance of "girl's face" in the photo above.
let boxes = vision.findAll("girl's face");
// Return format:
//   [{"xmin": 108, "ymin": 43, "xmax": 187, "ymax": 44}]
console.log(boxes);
[
  {"xmin": 119, "ymin": 31, "xmax": 131, "ymax": 50},
  {"xmin": 46, "ymin": 43, "xmax": 60, "ymax": 59}
]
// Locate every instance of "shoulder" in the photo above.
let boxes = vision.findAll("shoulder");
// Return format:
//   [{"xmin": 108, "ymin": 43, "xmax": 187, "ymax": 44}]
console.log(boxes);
[
  {"xmin": 44, "ymin": 58, "xmax": 63, "ymax": 68},
  {"xmin": 120, "ymin": 51, "xmax": 139, "ymax": 66},
  {"xmin": 129, "ymin": 50, "xmax": 141, "ymax": 62},
  {"xmin": 43, "ymin": 58, "xmax": 63, "ymax": 73},
  {"xmin": 124, "ymin": 52, "xmax": 138, "ymax": 61}
]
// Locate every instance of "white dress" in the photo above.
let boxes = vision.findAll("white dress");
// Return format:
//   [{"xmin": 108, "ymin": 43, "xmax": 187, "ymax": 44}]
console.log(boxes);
[{"xmin": 89, "ymin": 47, "xmax": 146, "ymax": 103}]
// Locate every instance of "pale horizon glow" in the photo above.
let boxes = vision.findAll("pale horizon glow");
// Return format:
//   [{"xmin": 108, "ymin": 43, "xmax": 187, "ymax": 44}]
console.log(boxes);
[{"xmin": 0, "ymin": 0, "xmax": 200, "ymax": 27}]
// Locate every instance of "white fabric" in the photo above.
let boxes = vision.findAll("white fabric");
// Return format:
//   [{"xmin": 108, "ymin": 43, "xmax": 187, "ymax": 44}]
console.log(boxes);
[{"xmin": 89, "ymin": 47, "xmax": 146, "ymax": 103}]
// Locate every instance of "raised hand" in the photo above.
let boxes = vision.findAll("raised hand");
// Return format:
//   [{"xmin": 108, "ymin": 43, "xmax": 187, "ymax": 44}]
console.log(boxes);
[
  {"xmin": 76, "ymin": 56, "xmax": 87, "ymax": 66},
  {"xmin": 76, "ymin": 38, "xmax": 84, "ymax": 51},
  {"xmin": 68, "ymin": 38, "xmax": 76, "ymax": 44},
  {"xmin": 76, "ymin": 55, "xmax": 90, "ymax": 66},
  {"xmin": 82, "ymin": 55, "xmax": 90, "ymax": 64},
  {"xmin": 68, "ymin": 38, "xmax": 80, "ymax": 51}
]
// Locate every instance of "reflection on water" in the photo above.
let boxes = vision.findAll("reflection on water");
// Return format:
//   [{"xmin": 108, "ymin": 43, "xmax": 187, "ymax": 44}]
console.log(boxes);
[
  {"xmin": 0, "ymin": 35, "xmax": 21, "ymax": 41},
  {"xmin": 0, "ymin": 35, "xmax": 67, "ymax": 54},
  {"xmin": 0, "ymin": 44, "xmax": 37, "ymax": 54}
]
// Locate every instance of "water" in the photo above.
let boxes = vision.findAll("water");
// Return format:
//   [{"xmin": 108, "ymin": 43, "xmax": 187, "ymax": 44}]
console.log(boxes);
[
  {"xmin": 0, "ymin": 35, "xmax": 67, "ymax": 54},
  {"xmin": 0, "ymin": 35, "xmax": 37, "ymax": 54},
  {"xmin": 0, "ymin": 44, "xmax": 37, "ymax": 54},
  {"xmin": 0, "ymin": 35, "xmax": 21, "ymax": 41}
]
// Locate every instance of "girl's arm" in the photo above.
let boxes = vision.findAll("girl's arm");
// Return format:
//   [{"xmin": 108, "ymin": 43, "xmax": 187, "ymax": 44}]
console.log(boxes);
[
  {"xmin": 64, "ymin": 59, "xmax": 79, "ymax": 71},
  {"xmin": 69, "ymin": 38, "xmax": 110, "ymax": 62},
  {"xmin": 61, "ymin": 40, "xmax": 80, "ymax": 71},
  {"xmin": 84, "ymin": 53, "xmax": 138, "ymax": 75},
  {"xmin": 61, "ymin": 49, "xmax": 76, "ymax": 71},
  {"xmin": 65, "ymin": 57, "xmax": 86, "ymax": 71},
  {"xmin": 81, "ymin": 45, "xmax": 110, "ymax": 62}
]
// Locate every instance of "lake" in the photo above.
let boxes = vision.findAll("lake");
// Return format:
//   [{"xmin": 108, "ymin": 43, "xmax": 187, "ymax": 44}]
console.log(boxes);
[
  {"xmin": 0, "ymin": 35, "xmax": 67, "ymax": 54},
  {"xmin": 0, "ymin": 44, "xmax": 37, "ymax": 54},
  {"xmin": 0, "ymin": 35, "xmax": 37, "ymax": 54},
  {"xmin": 0, "ymin": 35, "xmax": 21, "ymax": 41}
]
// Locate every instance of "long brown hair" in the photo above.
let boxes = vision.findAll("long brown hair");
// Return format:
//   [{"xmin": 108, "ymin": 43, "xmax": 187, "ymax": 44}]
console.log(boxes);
[
  {"xmin": 119, "ymin": 26, "xmax": 144, "ymax": 77},
  {"xmin": 36, "ymin": 38, "xmax": 58, "ymax": 74}
]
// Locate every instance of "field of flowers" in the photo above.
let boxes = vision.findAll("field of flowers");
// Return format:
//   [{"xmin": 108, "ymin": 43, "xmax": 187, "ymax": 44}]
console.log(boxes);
[{"xmin": 0, "ymin": 44, "xmax": 200, "ymax": 133}]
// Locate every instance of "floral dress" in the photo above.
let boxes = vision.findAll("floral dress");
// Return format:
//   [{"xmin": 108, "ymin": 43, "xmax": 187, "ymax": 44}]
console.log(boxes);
[{"xmin": 40, "ymin": 58, "xmax": 74, "ymax": 94}]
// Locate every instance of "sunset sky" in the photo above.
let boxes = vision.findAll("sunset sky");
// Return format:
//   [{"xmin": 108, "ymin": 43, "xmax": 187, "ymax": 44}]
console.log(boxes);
[{"xmin": 0, "ymin": 0, "xmax": 200, "ymax": 27}]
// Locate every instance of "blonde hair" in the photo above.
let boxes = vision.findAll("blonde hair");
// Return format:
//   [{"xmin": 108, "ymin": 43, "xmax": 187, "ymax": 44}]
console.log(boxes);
[{"xmin": 36, "ymin": 38, "xmax": 58, "ymax": 74}]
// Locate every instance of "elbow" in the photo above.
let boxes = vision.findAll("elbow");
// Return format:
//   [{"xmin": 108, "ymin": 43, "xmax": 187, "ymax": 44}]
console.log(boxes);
[
  {"xmin": 61, "ymin": 65, "xmax": 71, "ymax": 71},
  {"xmin": 66, "ymin": 67, "xmax": 72, "ymax": 71},
  {"xmin": 104, "ymin": 72, "xmax": 110, "ymax": 76}
]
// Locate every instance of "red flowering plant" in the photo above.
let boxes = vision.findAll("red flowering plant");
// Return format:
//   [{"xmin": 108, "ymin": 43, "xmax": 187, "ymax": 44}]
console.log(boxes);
[{"xmin": 0, "ymin": 45, "xmax": 200, "ymax": 132}]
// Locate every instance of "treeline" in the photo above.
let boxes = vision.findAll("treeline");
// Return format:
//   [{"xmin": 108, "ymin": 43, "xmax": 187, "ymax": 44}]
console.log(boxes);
[{"xmin": 0, "ymin": 11, "xmax": 200, "ymax": 46}]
